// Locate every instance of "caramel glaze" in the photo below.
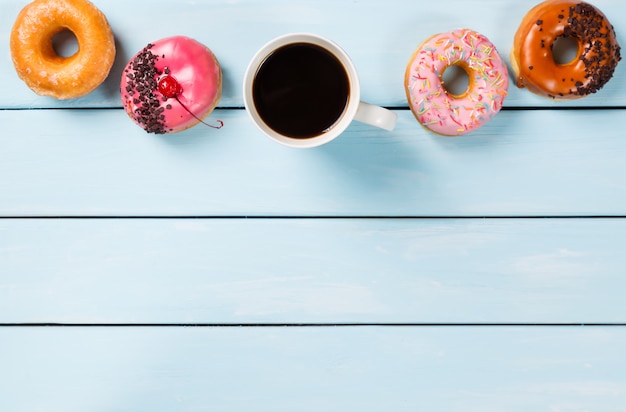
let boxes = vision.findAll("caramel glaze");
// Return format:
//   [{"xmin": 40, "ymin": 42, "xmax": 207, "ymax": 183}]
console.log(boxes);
[{"xmin": 512, "ymin": 0, "xmax": 621, "ymax": 99}]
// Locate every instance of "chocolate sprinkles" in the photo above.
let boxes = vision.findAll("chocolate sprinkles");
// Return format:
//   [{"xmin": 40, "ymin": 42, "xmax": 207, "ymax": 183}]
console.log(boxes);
[
  {"xmin": 563, "ymin": 2, "xmax": 622, "ymax": 96},
  {"xmin": 122, "ymin": 44, "xmax": 171, "ymax": 134}
]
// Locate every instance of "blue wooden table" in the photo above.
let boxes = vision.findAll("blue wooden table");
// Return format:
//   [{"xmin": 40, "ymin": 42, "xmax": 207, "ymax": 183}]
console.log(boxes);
[{"xmin": 1, "ymin": 0, "xmax": 626, "ymax": 410}]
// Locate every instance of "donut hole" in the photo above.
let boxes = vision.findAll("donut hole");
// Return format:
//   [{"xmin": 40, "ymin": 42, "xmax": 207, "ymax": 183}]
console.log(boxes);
[
  {"xmin": 441, "ymin": 65, "xmax": 470, "ymax": 97},
  {"xmin": 552, "ymin": 36, "xmax": 579, "ymax": 65},
  {"xmin": 52, "ymin": 29, "xmax": 79, "ymax": 58}
]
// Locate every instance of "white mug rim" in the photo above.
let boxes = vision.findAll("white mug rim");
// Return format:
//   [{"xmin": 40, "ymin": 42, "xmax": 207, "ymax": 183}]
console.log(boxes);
[{"xmin": 243, "ymin": 33, "xmax": 361, "ymax": 148}]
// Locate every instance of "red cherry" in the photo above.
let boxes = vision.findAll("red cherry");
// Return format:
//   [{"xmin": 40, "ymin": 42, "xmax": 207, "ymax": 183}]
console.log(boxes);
[
  {"xmin": 158, "ymin": 75, "xmax": 182, "ymax": 98},
  {"xmin": 156, "ymin": 71, "xmax": 223, "ymax": 130}
]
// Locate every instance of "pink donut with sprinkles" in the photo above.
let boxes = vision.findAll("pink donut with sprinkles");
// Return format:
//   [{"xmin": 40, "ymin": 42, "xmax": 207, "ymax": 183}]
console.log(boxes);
[
  {"xmin": 404, "ymin": 28, "xmax": 509, "ymax": 136},
  {"xmin": 121, "ymin": 36, "xmax": 222, "ymax": 134}
]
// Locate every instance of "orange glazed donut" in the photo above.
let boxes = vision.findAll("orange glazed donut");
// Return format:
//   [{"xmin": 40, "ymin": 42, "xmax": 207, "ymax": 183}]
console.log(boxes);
[
  {"xmin": 512, "ymin": 0, "xmax": 621, "ymax": 99},
  {"xmin": 10, "ymin": 0, "xmax": 116, "ymax": 100}
]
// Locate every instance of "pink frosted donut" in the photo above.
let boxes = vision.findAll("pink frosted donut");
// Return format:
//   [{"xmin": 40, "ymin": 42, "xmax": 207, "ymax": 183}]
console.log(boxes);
[
  {"xmin": 121, "ymin": 36, "xmax": 222, "ymax": 134},
  {"xmin": 404, "ymin": 28, "xmax": 509, "ymax": 136}
]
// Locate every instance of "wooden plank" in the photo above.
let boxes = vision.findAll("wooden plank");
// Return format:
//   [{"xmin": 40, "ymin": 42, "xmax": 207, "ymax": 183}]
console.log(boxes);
[
  {"xmin": 1, "ymin": 325, "xmax": 625, "ymax": 411},
  {"xmin": 1, "ymin": 109, "xmax": 625, "ymax": 217},
  {"xmin": 1, "ymin": 218, "xmax": 624, "ymax": 324},
  {"xmin": 0, "ymin": 0, "xmax": 624, "ymax": 109}
]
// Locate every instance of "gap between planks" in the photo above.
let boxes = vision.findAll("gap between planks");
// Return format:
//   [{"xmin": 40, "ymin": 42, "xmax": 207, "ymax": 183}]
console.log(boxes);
[
  {"xmin": 1, "ymin": 215, "xmax": 626, "ymax": 219},
  {"xmin": 2, "ymin": 323, "xmax": 626, "ymax": 327}
]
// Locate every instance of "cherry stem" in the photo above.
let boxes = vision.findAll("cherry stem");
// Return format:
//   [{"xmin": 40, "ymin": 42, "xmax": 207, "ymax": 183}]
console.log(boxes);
[{"xmin": 174, "ymin": 96, "xmax": 223, "ymax": 129}]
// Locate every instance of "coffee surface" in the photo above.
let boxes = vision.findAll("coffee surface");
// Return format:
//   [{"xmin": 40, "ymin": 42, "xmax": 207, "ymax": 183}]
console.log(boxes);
[{"xmin": 252, "ymin": 43, "xmax": 350, "ymax": 138}]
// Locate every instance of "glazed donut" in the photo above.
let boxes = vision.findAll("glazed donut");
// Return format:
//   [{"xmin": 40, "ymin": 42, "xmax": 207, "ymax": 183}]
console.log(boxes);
[
  {"xmin": 512, "ymin": 0, "xmax": 621, "ymax": 99},
  {"xmin": 405, "ymin": 28, "xmax": 509, "ymax": 136},
  {"xmin": 10, "ymin": 0, "xmax": 115, "ymax": 100},
  {"xmin": 120, "ymin": 36, "xmax": 223, "ymax": 134}
]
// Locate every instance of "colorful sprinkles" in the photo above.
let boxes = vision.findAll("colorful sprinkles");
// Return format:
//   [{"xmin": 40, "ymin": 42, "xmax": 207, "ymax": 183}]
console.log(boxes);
[{"xmin": 406, "ymin": 28, "xmax": 509, "ymax": 136}]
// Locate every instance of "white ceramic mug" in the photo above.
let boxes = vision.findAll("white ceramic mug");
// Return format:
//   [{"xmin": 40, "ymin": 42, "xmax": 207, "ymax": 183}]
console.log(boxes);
[{"xmin": 243, "ymin": 33, "xmax": 397, "ymax": 148}]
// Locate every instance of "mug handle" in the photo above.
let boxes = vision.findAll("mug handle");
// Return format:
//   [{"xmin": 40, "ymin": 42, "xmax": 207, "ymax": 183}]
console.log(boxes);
[{"xmin": 354, "ymin": 102, "xmax": 397, "ymax": 131}]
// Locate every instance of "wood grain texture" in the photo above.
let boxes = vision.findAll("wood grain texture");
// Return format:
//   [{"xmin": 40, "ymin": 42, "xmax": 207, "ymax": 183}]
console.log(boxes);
[
  {"xmin": 1, "ymin": 0, "xmax": 625, "ymax": 410},
  {"xmin": 1, "ymin": 326, "xmax": 625, "ymax": 412},
  {"xmin": 1, "ymin": 218, "xmax": 624, "ymax": 324},
  {"xmin": 0, "ymin": 0, "xmax": 624, "ymax": 109},
  {"xmin": 1, "ymin": 109, "xmax": 624, "ymax": 216}
]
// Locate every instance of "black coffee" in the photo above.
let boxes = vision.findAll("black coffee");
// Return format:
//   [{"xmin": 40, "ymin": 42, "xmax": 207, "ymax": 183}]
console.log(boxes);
[{"xmin": 252, "ymin": 43, "xmax": 350, "ymax": 139}]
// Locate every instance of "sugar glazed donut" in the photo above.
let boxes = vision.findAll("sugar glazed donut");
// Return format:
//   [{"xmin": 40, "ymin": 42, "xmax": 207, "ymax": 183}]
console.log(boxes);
[
  {"xmin": 512, "ymin": 0, "xmax": 621, "ymax": 99},
  {"xmin": 405, "ymin": 29, "xmax": 509, "ymax": 136},
  {"xmin": 121, "ymin": 36, "xmax": 223, "ymax": 134},
  {"xmin": 10, "ymin": 0, "xmax": 116, "ymax": 100}
]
